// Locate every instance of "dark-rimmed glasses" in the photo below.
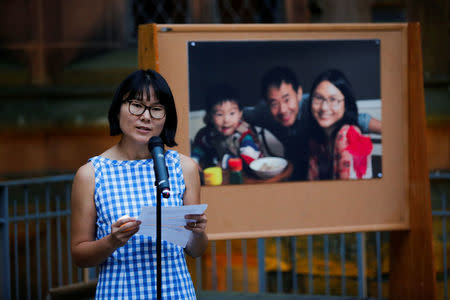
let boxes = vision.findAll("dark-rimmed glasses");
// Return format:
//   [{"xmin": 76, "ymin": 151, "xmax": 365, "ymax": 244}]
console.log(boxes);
[
  {"xmin": 127, "ymin": 100, "xmax": 166, "ymax": 119},
  {"xmin": 311, "ymin": 94, "xmax": 344, "ymax": 109}
]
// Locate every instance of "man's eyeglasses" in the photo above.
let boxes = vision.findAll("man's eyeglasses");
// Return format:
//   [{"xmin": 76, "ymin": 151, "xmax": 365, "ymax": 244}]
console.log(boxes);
[
  {"xmin": 127, "ymin": 100, "xmax": 166, "ymax": 119},
  {"xmin": 311, "ymin": 94, "xmax": 344, "ymax": 109}
]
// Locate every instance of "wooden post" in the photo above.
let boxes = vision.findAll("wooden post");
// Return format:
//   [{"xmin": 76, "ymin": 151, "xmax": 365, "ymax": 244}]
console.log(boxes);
[
  {"xmin": 389, "ymin": 23, "xmax": 437, "ymax": 300},
  {"xmin": 138, "ymin": 23, "xmax": 159, "ymax": 71}
]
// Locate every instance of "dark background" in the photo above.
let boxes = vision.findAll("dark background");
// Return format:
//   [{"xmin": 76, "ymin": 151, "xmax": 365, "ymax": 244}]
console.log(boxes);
[{"xmin": 188, "ymin": 40, "xmax": 380, "ymax": 111}]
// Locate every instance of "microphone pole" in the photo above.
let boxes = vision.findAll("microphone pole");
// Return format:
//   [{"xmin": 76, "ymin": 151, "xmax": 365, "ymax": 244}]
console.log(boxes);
[
  {"xmin": 156, "ymin": 182, "xmax": 162, "ymax": 300},
  {"xmin": 148, "ymin": 136, "xmax": 171, "ymax": 300}
]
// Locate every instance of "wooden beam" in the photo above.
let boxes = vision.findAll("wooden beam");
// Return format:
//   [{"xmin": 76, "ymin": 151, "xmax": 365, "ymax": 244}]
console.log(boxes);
[
  {"xmin": 138, "ymin": 23, "xmax": 159, "ymax": 71},
  {"xmin": 149, "ymin": 23, "xmax": 406, "ymax": 33},
  {"xmin": 389, "ymin": 23, "xmax": 437, "ymax": 300}
]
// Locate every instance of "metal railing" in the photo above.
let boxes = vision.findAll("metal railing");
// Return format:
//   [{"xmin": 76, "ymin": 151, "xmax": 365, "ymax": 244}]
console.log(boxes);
[
  {"xmin": 0, "ymin": 175, "xmax": 90, "ymax": 300},
  {"xmin": 1, "ymin": 172, "xmax": 448, "ymax": 299},
  {"xmin": 198, "ymin": 232, "xmax": 387, "ymax": 298}
]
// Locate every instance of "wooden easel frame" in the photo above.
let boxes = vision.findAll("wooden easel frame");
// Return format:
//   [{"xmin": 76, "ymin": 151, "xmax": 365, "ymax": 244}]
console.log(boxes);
[
  {"xmin": 388, "ymin": 23, "xmax": 436, "ymax": 300},
  {"xmin": 138, "ymin": 23, "xmax": 436, "ymax": 299}
]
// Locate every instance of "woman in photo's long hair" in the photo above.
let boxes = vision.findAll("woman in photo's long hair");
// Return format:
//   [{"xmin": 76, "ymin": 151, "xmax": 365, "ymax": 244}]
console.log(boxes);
[{"xmin": 301, "ymin": 69, "xmax": 373, "ymax": 180}]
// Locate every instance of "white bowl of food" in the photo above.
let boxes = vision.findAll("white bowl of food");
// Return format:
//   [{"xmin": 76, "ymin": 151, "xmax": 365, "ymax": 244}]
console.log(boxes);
[{"xmin": 249, "ymin": 157, "xmax": 288, "ymax": 179}]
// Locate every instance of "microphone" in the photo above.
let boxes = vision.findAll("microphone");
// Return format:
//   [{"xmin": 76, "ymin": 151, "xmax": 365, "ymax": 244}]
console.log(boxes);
[{"xmin": 148, "ymin": 136, "xmax": 170, "ymax": 198}]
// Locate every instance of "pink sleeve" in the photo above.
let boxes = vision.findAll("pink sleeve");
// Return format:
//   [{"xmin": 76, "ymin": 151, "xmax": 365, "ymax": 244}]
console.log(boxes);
[{"xmin": 334, "ymin": 125, "xmax": 373, "ymax": 179}]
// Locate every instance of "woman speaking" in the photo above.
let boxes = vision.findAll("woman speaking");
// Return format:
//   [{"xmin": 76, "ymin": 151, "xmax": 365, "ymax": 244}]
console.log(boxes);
[{"xmin": 70, "ymin": 69, "xmax": 207, "ymax": 299}]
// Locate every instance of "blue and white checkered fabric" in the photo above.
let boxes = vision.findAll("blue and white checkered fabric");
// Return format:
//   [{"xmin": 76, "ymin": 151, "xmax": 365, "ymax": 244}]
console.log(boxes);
[{"xmin": 89, "ymin": 150, "xmax": 196, "ymax": 299}]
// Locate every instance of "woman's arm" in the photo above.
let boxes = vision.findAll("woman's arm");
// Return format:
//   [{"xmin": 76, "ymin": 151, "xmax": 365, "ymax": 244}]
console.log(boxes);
[
  {"xmin": 180, "ymin": 153, "xmax": 208, "ymax": 258},
  {"xmin": 334, "ymin": 125, "xmax": 373, "ymax": 180},
  {"xmin": 357, "ymin": 113, "xmax": 381, "ymax": 134},
  {"xmin": 70, "ymin": 163, "xmax": 141, "ymax": 267}
]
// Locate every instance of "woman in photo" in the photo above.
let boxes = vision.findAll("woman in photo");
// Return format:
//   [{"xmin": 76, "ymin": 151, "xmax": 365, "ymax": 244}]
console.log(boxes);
[{"xmin": 301, "ymin": 69, "xmax": 373, "ymax": 180}]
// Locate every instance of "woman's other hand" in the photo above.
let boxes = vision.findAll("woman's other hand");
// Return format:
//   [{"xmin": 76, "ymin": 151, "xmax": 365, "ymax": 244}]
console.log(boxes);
[{"xmin": 109, "ymin": 216, "xmax": 141, "ymax": 248}]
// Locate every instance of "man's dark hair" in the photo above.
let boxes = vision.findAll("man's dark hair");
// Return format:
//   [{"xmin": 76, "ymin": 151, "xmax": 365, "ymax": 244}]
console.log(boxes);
[
  {"xmin": 260, "ymin": 66, "xmax": 300, "ymax": 100},
  {"xmin": 108, "ymin": 69, "xmax": 178, "ymax": 147}
]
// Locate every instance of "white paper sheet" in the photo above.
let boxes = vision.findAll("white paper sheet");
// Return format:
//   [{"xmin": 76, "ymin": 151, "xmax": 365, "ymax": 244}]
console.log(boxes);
[{"xmin": 137, "ymin": 204, "xmax": 208, "ymax": 247}]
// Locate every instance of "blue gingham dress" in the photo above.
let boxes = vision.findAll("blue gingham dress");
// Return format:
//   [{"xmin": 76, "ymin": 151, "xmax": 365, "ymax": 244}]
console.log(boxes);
[{"xmin": 89, "ymin": 150, "xmax": 196, "ymax": 299}]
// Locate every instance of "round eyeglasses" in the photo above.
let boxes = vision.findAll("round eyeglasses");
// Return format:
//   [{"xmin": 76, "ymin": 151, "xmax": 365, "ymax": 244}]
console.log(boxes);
[
  {"xmin": 127, "ymin": 100, "xmax": 166, "ymax": 119},
  {"xmin": 311, "ymin": 94, "xmax": 344, "ymax": 109}
]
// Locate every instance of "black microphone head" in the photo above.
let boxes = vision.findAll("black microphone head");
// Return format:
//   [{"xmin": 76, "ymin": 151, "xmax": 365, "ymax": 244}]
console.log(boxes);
[
  {"xmin": 148, "ymin": 136, "xmax": 164, "ymax": 152},
  {"xmin": 162, "ymin": 189, "xmax": 170, "ymax": 198}
]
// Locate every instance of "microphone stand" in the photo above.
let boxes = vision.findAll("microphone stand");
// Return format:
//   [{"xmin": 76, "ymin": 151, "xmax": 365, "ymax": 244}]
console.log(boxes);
[
  {"xmin": 156, "ymin": 183, "xmax": 162, "ymax": 300},
  {"xmin": 148, "ymin": 136, "xmax": 170, "ymax": 300}
]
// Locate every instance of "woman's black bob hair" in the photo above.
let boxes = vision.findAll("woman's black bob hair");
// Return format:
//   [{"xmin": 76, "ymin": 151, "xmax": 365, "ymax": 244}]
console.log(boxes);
[{"xmin": 108, "ymin": 69, "xmax": 178, "ymax": 147}]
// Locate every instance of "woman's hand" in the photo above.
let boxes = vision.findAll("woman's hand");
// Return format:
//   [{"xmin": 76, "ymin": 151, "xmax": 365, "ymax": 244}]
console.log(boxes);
[
  {"xmin": 180, "ymin": 154, "xmax": 208, "ymax": 257},
  {"xmin": 109, "ymin": 216, "xmax": 141, "ymax": 248},
  {"xmin": 184, "ymin": 213, "xmax": 207, "ymax": 234}
]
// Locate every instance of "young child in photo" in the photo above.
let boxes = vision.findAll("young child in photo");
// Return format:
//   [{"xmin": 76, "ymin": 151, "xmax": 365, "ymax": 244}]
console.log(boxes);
[{"xmin": 191, "ymin": 84, "xmax": 263, "ymax": 173}]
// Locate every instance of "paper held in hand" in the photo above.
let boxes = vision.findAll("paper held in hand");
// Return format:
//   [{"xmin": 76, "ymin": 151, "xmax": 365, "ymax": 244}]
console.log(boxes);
[{"xmin": 137, "ymin": 204, "xmax": 208, "ymax": 247}]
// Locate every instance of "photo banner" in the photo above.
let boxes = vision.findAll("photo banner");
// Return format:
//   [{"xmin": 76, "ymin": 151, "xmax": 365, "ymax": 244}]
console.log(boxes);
[{"xmin": 139, "ymin": 24, "xmax": 409, "ymax": 240}]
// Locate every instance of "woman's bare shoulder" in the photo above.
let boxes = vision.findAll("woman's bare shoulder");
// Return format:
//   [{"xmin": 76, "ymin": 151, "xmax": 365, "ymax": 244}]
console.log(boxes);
[
  {"xmin": 74, "ymin": 144, "xmax": 119, "ymax": 185},
  {"xmin": 74, "ymin": 162, "xmax": 95, "ymax": 184}
]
